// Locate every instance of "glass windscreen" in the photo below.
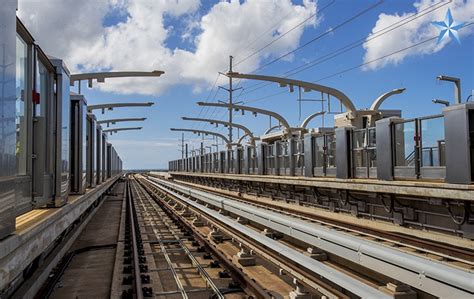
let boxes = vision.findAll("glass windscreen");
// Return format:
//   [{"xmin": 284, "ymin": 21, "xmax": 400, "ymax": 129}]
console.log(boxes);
[{"xmin": 16, "ymin": 35, "xmax": 28, "ymax": 174}]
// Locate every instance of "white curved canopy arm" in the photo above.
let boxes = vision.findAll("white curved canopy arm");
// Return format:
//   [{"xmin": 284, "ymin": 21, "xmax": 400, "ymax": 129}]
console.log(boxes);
[
  {"xmin": 369, "ymin": 88, "xmax": 406, "ymax": 111},
  {"xmin": 197, "ymin": 102, "xmax": 291, "ymax": 130},
  {"xmin": 170, "ymin": 128, "xmax": 231, "ymax": 149},
  {"xmin": 70, "ymin": 71, "xmax": 164, "ymax": 87},
  {"xmin": 227, "ymin": 72, "xmax": 357, "ymax": 114},
  {"xmin": 97, "ymin": 117, "xmax": 147, "ymax": 125},
  {"xmin": 264, "ymin": 124, "xmax": 283, "ymax": 135},
  {"xmin": 300, "ymin": 111, "xmax": 325, "ymax": 129},
  {"xmin": 87, "ymin": 102, "xmax": 154, "ymax": 113},
  {"xmin": 182, "ymin": 117, "xmax": 256, "ymax": 146},
  {"xmin": 103, "ymin": 127, "xmax": 143, "ymax": 133}
]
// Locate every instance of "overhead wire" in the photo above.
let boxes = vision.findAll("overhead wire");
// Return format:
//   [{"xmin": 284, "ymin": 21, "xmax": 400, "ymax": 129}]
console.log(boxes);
[{"xmin": 239, "ymin": 0, "xmax": 452, "ymax": 96}]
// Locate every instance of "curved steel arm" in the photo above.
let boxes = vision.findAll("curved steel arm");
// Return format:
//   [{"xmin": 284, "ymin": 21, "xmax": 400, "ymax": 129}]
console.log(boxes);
[
  {"xmin": 170, "ymin": 128, "xmax": 231, "ymax": 149},
  {"xmin": 87, "ymin": 102, "xmax": 154, "ymax": 113},
  {"xmin": 227, "ymin": 72, "xmax": 356, "ymax": 114},
  {"xmin": 264, "ymin": 125, "xmax": 282, "ymax": 134},
  {"xmin": 97, "ymin": 117, "xmax": 147, "ymax": 125},
  {"xmin": 70, "ymin": 70, "xmax": 164, "ymax": 87},
  {"xmin": 181, "ymin": 117, "xmax": 255, "ymax": 145},
  {"xmin": 300, "ymin": 111, "xmax": 325, "ymax": 129},
  {"xmin": 196, "ymin": 102, "xmax": 291, "ymax": 130},
  {"xmin": 103, "ymin": 127, "xmax": 142, "ymax": 133},
  {"xmin": 369, "ymin": 88, "xmax": 406, "ymax": 111}
]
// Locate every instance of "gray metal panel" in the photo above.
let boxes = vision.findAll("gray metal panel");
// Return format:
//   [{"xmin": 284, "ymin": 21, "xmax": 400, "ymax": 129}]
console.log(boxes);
[
  {"xmin": 234, "ymin": 148, "xmax": 241, "ymax": 174},
  {"xmin": 242, "ymin": 146, "xmax": 249, "ymax": 174},
  {"xmin": 443, "ymin": 103, "xmax": 473, "ymax": 184},
  {"xmin": 257, "ymin": 143, "xmax": 264, "ymax": 175},
  {"xmin": 304, "ymin": 133, "xmax": 314, "ymax": 177},
  {"xmin": 70, "ymin": 95, "xmax": 87, "ymax": 194},
  {"xmin": 0, "ymin": 0, "xmax": 16, "ymax": 239},
  {"xmin": 50, "ymin": 58, "xmax": 70, "ymax": 206},
  {"xmin": 375, "ymin": 117, "xmax": 395, "ymax": 181},
  {"xmin": 101, "ymin": 133, "xmax": 107, "ymax": 182},
  {"xmin": 96, "ymin": 125, "xmax": 102, "ymax": 184},
  {"xmin": 335, "ymin": 127, "xmax": 352, "ymax": 179},
  {"xmin": 274, "ymin": 141, "xmax": 281, "ymax": 176},
  {"xmin": 288, "ymin": 138, "xmax": 296, "ymax": 176},
  {"xmin": 86, "ymin": 113, "xmax": 96, "ymax": 188}
]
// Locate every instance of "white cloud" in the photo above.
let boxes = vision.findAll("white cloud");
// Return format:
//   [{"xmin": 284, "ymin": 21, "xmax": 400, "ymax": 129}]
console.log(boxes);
[
  {"xmin": 17, "ymin": 0, "xmax": 318, "ymax": 95},
  {"xmin": 362, "ymin": 0, "xmax": 473, "ymax": 70}
]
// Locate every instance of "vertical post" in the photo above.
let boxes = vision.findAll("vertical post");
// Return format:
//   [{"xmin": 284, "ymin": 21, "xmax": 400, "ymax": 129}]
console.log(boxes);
[
  {"xmin": 181, "ymin": 133, "xmax": 184, "ymax": 159},
  {"xmin": 229, "ymin": 55, "xmax": 233, "ymax": 144}
]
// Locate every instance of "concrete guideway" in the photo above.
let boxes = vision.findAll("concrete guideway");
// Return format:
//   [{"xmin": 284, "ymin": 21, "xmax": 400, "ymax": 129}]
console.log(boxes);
[
  {"xmin": 145, "ymin": 177, "xmax": 392, "ymax": 299},
  {"xmin": 148, "ymin": 176, "xmax": 474, "ymax": 298}
]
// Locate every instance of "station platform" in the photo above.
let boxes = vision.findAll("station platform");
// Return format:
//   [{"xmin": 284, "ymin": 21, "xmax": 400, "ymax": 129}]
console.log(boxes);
[
  {"xmin": 0, "ymin": 175, "xmax": 121, "ymax": 293},
  {"xmin": 168, "ymin": 172, "xmax": 474, "ymax": 201}
]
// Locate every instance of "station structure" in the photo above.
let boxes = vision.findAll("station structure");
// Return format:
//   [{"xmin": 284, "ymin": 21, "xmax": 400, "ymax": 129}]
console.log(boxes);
[{"xmin": 1, "ymin": 2, "xmax": 473, "ymax": 299}]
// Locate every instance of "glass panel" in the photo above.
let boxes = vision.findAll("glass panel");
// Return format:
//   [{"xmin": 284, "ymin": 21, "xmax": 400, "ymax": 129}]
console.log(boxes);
[
  {"xmin": 295, "ymin": 139, "xmax": 304, "ymax": 168},
  {"xmin": 314, "ymin": 136, "xmax": 324, "ymax": 167},
  {"xmin": 280, "ymin": 142, "xmax": 289, "ymax": 168},
  {"xmin": 35, "ymin": 59, "xmax": 49, "ymax": 117},
  {"xmin": 353, "ymin": 129, "xmax": 366, "ymax": 149},
  {"xmin": 394, "ymin": 121, "xmax": 416, "ymax": 167},
  {"xmin": 368, "ymin": 127, "xmax": 377, "ymax": 167},
  {"xmin": 16, "ymin": 35, "xmax": 28, "ymax": 175},
  {"xmin": 326, "ymin": 133, "xmax": 336, "ymax": 168},
  {"xmin": 420, "ymin": 116, "xmax": 445, "ymax": 167}
]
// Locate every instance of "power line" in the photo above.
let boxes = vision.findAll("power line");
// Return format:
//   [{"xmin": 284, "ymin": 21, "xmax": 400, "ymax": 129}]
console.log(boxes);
[
  {"xmin": 234, "ymin": 0, "xmax": 335, "ymax": 68},
  {"xmin": 241, "ymin": 22, "xmax": 473, "ymax": 106},
  {"xmin": 313, "ymin": 23, "xmax": 473, "ymax": 83},
  {"xmin": 240, "ymin": 0, "xmax": 451, "ymax": 96},
  {"xmin": 251, "ymin": 0, "xmax": 383, "ymax": 73}
]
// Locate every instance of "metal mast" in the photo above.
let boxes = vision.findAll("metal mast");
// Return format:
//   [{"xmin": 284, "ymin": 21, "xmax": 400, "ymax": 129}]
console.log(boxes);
[{"xmin": 228, "ymin": 55, "xmax": 233, "ymax": 144}]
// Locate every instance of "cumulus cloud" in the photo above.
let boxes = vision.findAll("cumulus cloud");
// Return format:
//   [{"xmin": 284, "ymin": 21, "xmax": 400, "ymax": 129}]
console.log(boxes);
[
  {"xmin": 18, "ymin": 0, "xmax": 318, "ymax": 95},
  {"xmin": 362, "ymin": 0, "xmax": 473, "ymax": 70}
]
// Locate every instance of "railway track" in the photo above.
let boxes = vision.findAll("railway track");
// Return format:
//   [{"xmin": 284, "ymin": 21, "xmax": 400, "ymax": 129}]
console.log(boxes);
[
  {"xmin": 141, "ymin": 174, "xmax": 474, "ymax": 299},
  {"xmin": 165, "ymin": 175, "xmax": 474, "ymax": 266},
  {"xmin": 122, "ymin": 176, "xmax": 269, "ymax": 298}
]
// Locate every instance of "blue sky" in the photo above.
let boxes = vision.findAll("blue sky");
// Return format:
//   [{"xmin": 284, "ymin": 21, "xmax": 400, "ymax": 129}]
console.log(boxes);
[{"xmin": 18, "ymin": 0, "xmax": 474, "ymax": 169}]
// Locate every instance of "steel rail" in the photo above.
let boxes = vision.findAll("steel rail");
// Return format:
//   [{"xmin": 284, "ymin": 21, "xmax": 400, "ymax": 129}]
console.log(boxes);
[
  {"xmin": 131, "ymin": 180, "xmax": 224, "ymax": 299},
  {"xmin": 126, "ymin": 179, "xmax": 144, "ymax": 299},
  {"xmin": 131, "ymin": 181, "xmax": 188, "ymax": 298},
  {"xmin": 138, "ymin": 178, "xmax": 271, "ymax": 298},
  {"xmin": 150, "ymin": 177, "xmax": 474, "ymax": 298},
  {"xmin": 140, "ymin": 178, "xmax": 347, "ymax": 299},
  {"xmin": 146, "ymin": 178, "xmax": 392, "ymax": 299}
]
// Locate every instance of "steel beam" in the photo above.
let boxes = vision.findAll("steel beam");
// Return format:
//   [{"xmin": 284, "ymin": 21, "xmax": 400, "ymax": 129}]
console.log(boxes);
[{"xmin": 227, "ymin": 72, "xmax": 357, "ymax": 115}]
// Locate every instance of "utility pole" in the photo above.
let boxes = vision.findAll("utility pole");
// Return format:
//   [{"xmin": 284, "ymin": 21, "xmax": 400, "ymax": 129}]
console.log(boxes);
[{"xmin": 228, "ymin": 55, "xmax": 233, "ymax": 144}]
